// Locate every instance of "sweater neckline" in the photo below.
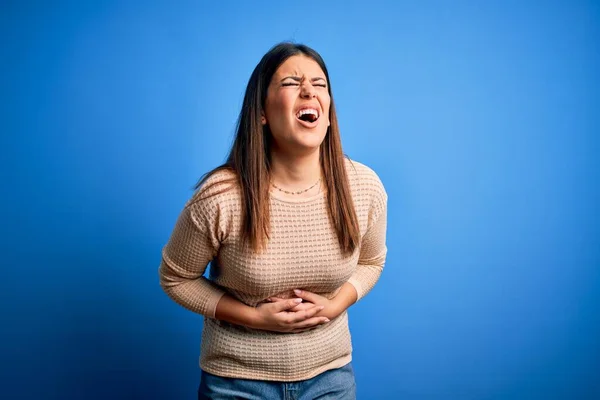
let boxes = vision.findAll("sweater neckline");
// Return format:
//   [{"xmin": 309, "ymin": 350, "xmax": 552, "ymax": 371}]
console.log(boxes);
[{"xmin": 269, "ymin": 188, "xmax": 327, "ymax": 204}]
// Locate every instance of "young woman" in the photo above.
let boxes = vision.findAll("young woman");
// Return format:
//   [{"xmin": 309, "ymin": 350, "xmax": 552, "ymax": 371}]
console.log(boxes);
[{"xmin": 159, "ymin": 42, "xmax": 387, "ymax": 399}]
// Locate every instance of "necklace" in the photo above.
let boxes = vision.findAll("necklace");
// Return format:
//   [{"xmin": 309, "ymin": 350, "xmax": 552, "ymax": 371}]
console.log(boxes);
[{"xmin": 271, "ymin": 178, "xmax": 322, "ymax": 195}]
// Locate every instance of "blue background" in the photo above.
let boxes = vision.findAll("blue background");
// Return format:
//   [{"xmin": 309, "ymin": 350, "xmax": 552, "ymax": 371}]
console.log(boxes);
[{"xmin": 2, "ymin": 1, "xmax": 599, "ymax": 399}]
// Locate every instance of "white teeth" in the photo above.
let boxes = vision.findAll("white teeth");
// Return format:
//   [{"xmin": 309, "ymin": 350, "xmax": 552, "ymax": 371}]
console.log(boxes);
[{"xmin": 296, "ymin": 108, "xmax": 319, "ymax": 119}]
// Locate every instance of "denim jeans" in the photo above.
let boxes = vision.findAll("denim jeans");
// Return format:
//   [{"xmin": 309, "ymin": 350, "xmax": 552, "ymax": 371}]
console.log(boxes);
[{"xmin": 197, "ymin": 363, "xmax": 356, "ymax": 400}]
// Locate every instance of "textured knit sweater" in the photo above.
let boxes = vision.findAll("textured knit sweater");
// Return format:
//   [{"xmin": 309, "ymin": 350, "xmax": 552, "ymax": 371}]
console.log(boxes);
[{"xmin": 159, "ymin": 159, "xmax": 387, "ymax": 381}]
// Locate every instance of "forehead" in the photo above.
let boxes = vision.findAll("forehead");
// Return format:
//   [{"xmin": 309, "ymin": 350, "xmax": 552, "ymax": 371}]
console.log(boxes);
[{"xmin": 274, "ymin": 55, "xmax": 326, "ymax": 78}]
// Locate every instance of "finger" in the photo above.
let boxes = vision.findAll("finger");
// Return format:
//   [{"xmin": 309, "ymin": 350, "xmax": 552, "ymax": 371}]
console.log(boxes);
[
  {"xmin": 288, "ymin": 302, "xmax": 315, "ymax": 312},
  {"xmin": 293, "ymin": 289, "xmax": 323, "ymax": 304},
  {"xmin": 271, "ymin": 298, "xmax": 303, "ymax": 313},
  {"xmin": 269, "ymin": 296, "xmax": 313, "ymax": 306},
  {"xmin": 285, "ymin": 305, "xmax": 325, "ymax": 324},
  {"xmin": 291, "ymin": 316, "xmax": 330, "ymax": 331}
]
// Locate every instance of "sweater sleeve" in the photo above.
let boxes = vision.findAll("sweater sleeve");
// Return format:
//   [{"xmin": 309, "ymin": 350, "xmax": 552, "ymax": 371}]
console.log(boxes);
[
  {"xmin": 158, "ymin": 197, "xmax": 226, "ymax": 318},
  {"xmin": 347, "ymin": 183, "xmax": 388, "ymax": 301}
]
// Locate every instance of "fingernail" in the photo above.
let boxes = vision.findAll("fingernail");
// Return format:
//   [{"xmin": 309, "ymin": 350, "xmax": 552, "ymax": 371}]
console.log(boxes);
[
  {"xmin": 294, "ymin": 298, "xmax": 302, "ymax": 303},
  {"xmin": 323, "ymin": 318, "xmax": 330, "ymax": 322},
  {"xmin": 294, "ymin": 289, "xmax": 302, "ymax": 295},
  {"xmin": 318, "ymin": 306, "xmax": 325, "ymax": 310}
]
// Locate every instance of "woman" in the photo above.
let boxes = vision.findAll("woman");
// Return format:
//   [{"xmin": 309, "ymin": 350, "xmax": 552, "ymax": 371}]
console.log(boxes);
[{"xmin": 159, "ymin": 42, "xmax": 387, "ymax": 399}]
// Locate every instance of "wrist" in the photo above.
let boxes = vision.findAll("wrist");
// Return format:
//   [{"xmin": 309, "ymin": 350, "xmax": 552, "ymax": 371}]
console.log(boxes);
[
  {"xmin": 244, "ymin": 306, "xmax": 262, "ymax": 329},
  {"xmin": 325, "ymin": 283, "xmax": 358, "ymax": 319},
  {"xmin": 215, "ymin": 294, "xmax": 263, "ymax": 329},
  {"xmin": 324, "ymin": 297, "xmax": 344, "ymax": 320}
]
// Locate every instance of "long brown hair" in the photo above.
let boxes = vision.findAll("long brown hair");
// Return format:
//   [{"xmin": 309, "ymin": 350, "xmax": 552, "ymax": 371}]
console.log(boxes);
[{"xmin": 194, "ymin": 42, "xmax": 360, "ymax": 254}]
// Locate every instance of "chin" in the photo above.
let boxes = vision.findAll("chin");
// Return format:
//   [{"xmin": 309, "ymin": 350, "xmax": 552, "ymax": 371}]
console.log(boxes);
[{"xmin": 296, "ymin": 132, "xmax": 327, "ymax": 149}]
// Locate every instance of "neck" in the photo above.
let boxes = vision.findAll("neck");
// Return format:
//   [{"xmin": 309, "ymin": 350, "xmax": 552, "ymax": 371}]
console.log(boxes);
[{"xmin": 270, "ymin": 148, "xmax": 321, "ymax": 188}]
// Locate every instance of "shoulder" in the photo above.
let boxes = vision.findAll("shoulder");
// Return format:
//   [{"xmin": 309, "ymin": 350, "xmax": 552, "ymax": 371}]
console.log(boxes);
[
  {"xmin": 344, "ymin": 158, "xmax": 387, "ymax": 223},
  {"xmin": 344, "ymin": 157, "xmax": 387, "ymax": 198},
  {"xmin": 185, "ymin": 167, "xmax": 241, "ymax": 216},
  {"xmin": 197, "ymin": 168, "xmax": 239, "ymax": 196}
]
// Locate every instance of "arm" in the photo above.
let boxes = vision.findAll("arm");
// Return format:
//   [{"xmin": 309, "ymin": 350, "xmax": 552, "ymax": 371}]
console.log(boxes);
[
  {"xmin": 160, "ymin": 199, "xmax": 330, "ymax": 332},
  {"xmin": 347, "ymin": 199, "xmax": 388, "ymax": 301},
  {"xmin": 215, "ymin": 294, "xmax": 329, "ymax": 333},
  {"xmin": 158, "ymin": 205, "xmax": 225, "ymax": 318}
]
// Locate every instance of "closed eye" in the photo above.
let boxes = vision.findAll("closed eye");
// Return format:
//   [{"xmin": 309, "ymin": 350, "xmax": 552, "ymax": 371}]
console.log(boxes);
[{"xmin": 282, "ymin": 82, "xmax": 299, "ymax": 86}]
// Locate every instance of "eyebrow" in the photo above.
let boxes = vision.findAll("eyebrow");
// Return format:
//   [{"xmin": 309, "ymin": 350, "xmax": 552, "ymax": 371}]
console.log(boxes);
[{"xmin": 280, "ymin": 76, "xmax": 327, "ymax": 83}]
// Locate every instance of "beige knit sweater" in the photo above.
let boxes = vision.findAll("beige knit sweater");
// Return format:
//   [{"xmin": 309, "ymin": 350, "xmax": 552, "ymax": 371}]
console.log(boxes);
[{"xmin": 159, "ymin": 159, "xmax": 387, "ymax": 381}]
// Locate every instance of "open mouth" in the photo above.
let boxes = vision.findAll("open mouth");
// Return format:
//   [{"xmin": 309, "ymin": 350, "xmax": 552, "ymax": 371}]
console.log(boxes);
[{"xmin": 296, "ymin": 108, "xmax": 319, "ymax": 124}]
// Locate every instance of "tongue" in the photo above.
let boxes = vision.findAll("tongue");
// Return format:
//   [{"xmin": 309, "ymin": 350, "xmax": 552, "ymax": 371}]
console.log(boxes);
[{"xmin": 299, "ymin": 114, "xmax": 316, "ymax": 123}]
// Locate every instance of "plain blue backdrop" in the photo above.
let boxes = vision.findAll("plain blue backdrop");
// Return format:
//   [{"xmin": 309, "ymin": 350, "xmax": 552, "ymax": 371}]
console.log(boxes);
[{"xmin": 1, "ymin": 1, "xmax": 599, "ymax": 399}]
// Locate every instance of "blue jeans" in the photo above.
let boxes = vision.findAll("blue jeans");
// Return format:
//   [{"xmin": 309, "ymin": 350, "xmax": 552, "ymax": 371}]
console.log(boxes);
[{"xmin": 197, "ymin": 363, "xmax": 356, "ymax": 400}]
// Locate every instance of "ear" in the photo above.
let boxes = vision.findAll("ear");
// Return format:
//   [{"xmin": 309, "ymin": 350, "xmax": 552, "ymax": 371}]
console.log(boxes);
[{"xmin": 260, "ymin": 111, "xmax": 267, "ymax": 125}]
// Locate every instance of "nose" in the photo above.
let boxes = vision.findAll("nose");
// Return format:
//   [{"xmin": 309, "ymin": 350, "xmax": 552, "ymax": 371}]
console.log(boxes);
[{"xmin": 300, "ymin": 82, "xmax": 316, "ymax": 98}]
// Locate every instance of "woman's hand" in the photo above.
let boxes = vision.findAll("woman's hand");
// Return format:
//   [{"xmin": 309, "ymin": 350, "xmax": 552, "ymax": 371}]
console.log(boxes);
[
  {"xmin": 270, "ymin": 286, "xmax": 358, "ymax": 321},
  {"xmin": 251, "ymin": 298, "xmax": 330, "ymax": 333},
  {"xmin": 269, "ymin": 289, "xmax": 340, "ymax": 321}
]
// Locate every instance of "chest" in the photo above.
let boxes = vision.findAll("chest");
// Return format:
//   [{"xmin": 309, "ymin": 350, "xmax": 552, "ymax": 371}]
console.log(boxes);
[{"xmin": 212, "ymin": 201, "xmax": 361, "ymax": 298}]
